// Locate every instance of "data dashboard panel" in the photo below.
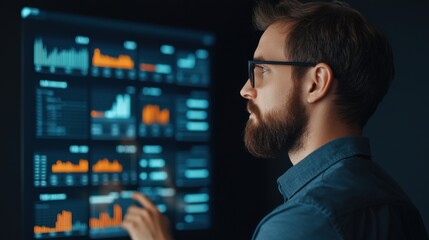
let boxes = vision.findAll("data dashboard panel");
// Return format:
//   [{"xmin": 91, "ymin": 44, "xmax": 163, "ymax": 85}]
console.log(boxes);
[{"xmin": 21, "ymin": 7, "xmax": 214, "ymax": 240}]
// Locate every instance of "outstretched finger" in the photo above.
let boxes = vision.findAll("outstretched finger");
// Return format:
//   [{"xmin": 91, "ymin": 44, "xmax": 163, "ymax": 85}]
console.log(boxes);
[{"xmin": 132, "ymin": 192, "xmax": 157, "ymax": 213}]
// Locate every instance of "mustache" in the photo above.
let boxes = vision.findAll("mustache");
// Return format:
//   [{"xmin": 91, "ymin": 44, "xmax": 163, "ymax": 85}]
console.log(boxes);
[{"xmin": 247, "ymin": 101, "xmax": 261, "ymax": 118}]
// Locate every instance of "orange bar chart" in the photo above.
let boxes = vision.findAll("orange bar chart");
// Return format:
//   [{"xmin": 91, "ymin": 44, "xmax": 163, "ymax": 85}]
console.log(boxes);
[
  {"xmin": 34, "ymin": 210, "xmax": 72, "ymax": 234},
  {"xmin": 92, "ymin": 48, "xmax": 134, "ymax": 69},
  {"xmin": 142, "ymin": 104, "xmax": 170, "ymax": 125},
  {"xmin": 92, "ymin": 158, "xmax": 123, "ymax": 173},
  {"xmin": 90, "ymin": 110, "xmax": 105, "ymax": 118},
  {"xmin": 52, "ymin": 159, "xmax": 89, "ymax": 173},
  {"xmin": 89, "ymin": 204, "xmax": 122, "ymax": 229},
  {"xmin": 139, "ymin": 63, "xmax": 156, "ymax": 72}
]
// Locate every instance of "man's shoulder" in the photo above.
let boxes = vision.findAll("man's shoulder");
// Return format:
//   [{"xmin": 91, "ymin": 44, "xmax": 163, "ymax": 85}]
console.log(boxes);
[
  {"xmin": 258, "ymin": 157, "xmax": 428, "ymax": 239},
  {"xmin": 295, "ymin": 156, "xmax": 412, "ymax": 216}
]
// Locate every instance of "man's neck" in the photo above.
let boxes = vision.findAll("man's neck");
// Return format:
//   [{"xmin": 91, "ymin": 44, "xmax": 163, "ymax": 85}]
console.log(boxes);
[{"xmin": 288, "ymin": 122, "xmax": 362, "ymax": 165}]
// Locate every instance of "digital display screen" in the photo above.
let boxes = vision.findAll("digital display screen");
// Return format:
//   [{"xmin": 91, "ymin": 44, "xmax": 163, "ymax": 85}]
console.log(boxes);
[{"xmin": 21, "ymin": 7, "xmax": 214, "ymax": 239}]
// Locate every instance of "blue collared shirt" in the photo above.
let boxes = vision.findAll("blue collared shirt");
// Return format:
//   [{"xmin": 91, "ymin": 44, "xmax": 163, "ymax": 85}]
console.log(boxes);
[{"xmin": 252, "ymin": 136, "xmax": 428, "ymax": 240}]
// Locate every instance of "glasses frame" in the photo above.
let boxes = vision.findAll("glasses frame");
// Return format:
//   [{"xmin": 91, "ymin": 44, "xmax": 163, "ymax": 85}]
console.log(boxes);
[{"xmin": 248, "ymin": 60, "xmax": 317, "ymax": 88}]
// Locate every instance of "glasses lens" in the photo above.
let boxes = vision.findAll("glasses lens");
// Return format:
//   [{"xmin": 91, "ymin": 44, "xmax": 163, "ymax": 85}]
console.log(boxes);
[{"xmin": 248, "ymin": 61, "xmax": 255, "ymax": 88}]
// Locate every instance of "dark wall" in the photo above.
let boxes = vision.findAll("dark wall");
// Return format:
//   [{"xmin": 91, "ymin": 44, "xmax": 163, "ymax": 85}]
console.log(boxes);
[
  {"xmin": 1, "ymin": 0, "xmax": 22, "ymax": 239},
  {"xmin": 1, "ymin": 0, "xmax": 428, "ymax": 239},
  {"xmin": 351, "ymin": 0, "xmax": 429, "ymax": 234}
]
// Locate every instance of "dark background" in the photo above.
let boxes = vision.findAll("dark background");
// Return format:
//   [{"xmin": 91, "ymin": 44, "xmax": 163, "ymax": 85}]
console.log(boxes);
[{"xmin": 1, "ymin": 0, "xmax": 428, "ymax": 239}]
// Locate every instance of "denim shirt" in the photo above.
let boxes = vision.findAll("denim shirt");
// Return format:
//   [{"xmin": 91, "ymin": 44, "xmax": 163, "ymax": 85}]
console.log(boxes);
[{"xmin": 252, "ymin": 136, "xmax": 428, "ymax": 240}]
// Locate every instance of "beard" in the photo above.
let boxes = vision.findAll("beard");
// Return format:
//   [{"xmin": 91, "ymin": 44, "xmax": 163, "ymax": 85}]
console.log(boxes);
[{"xmin": 244, "ymin": 85, "xmax": 308, "ymax": 159}]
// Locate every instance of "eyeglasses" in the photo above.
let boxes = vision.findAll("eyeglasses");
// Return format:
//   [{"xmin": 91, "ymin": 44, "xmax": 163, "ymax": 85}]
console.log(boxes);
[{"xmin": 248, "ymin": 60, "xmax": 317, "ymax": 88}]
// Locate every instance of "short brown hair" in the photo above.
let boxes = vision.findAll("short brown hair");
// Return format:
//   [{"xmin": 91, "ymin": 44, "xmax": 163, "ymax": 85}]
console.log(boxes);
[{"xmin": 254, "ymin": 0, "xmax": 394, "ymax": 127}]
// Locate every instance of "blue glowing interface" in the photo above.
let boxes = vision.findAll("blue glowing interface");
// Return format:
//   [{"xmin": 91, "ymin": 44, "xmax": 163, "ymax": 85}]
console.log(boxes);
[{"xmin": 21, "ymin": 7, "xmax": 214, "ymax": 240}]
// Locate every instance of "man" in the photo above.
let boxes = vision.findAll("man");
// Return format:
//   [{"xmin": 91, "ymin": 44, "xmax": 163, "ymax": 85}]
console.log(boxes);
[{"xmin": 122, "ymin": 0, "xmax": 429, "ymax": 239}]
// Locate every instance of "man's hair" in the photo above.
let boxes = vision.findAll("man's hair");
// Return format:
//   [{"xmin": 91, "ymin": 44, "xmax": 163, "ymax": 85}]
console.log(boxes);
[{"xmin": 253, "ymin": 0, "xmax": 394, "ymax": 127}]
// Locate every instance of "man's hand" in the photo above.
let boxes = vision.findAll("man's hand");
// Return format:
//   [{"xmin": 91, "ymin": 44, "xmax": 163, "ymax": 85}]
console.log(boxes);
[{"xmin": 122, "ymin": 192, "xmax": 172, "ymax": 240}]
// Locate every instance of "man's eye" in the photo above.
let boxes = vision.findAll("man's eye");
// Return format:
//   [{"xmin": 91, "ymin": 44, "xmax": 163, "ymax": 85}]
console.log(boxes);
[{"xmin": 256, "ymin": 65, "xmax": 268, "ymax": 75}]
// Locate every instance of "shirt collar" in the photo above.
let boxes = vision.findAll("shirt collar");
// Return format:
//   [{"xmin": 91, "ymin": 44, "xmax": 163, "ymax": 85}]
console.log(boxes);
[{"xmin": 277, "ymin": 136, "xmax": 372, "ymax": 200}]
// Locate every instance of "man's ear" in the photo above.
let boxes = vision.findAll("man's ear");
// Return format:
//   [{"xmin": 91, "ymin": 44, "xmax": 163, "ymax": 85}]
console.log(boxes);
[{"xmin": 304, "ymin": 63, "xmax": 334, "ymax": 103}]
